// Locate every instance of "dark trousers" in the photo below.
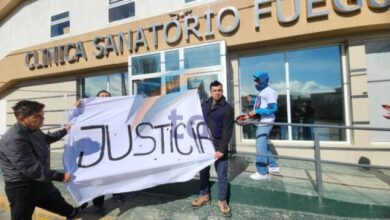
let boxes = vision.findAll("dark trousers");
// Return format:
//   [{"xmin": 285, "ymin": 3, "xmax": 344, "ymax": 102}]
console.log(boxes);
[
  {"xmin": 92, "ymin": 195, "xmax": 104, "ymax": 207},
  {"xmin": 92, "ymin": 193, "xmax": 124, "ymax": 207},
  {"xmin": 5, "ymin": 181, "xmax": 74, "ymax": 220},
  {"xmin": 199, "ymin": 156, "xmax": 229, "ymax": 201}
]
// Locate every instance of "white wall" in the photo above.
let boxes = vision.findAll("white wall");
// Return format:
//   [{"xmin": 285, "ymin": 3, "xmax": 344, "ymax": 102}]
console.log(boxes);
[
  {"xmin": 366, "ymin": 39, "xmax": 390, "ymax": 142},
  {"xmin": 0, "ymin": 0, "xmax": 218, "ymax": 59},
  {"xmin": 2, "ymin": 79, "xmax": 77, "ymax": 148}
]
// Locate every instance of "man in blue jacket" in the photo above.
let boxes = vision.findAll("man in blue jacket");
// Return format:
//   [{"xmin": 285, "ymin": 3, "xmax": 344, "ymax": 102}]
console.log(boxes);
[
  {"xmin": 248, "ymin": 71, "xmax": 280, "ymax": 180},
  {"xmin": 191, "ymin": 81, "xmax": 234, "ymax": 217},
  {"xmin": 0, "ymin": 100, "xmax": 86, "ymax": 220}
]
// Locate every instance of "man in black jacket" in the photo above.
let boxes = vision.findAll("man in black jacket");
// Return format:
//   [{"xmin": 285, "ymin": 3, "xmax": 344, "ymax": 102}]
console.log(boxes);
[
  {"xmin": 0, "ymin": 100, "xmax": 86, "ymax": 220},
  {"xmin": 191, "ymin": 81, "xmax": 234, "ymax": 217}
]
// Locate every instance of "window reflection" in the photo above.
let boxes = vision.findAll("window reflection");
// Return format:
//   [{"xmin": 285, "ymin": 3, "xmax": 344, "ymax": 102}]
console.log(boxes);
[
  {"xmin": 239, "ymin": 45, "xmax": 345, "ymax": 141},
  {"xmin": 166, "ymin": 75, "xmax": 180, "ymax": 94},
  {"xmin": 83, "ymin": 75, "xmax": 107, "ymax": 98},
  {"xmin": 109, "ymin": 73, "xmax": 128, "ymax": 96},
  {"xmin": 239, "ymin": 52, "xmax": 287, "ymax": 140},
  {"xmin": 165, "ymin": 50, "xmax": 179, "ymax": 71},
  {"xmin": 184, "ymin": 44, "xmax": 220, "ymax": 69},
  {"xmin": 133, "ymin": 78, "xmax": 161, "ymax": 97},
  {"xmin": 82, "ymin": 72, "xmax": 128, "ymax": 98},
  {"xmin": 129, "ymin": 43, "xmax": 224, "ymax": 100},
  {"xmin": 132, "ymin": 54, "xmax": 161, "ymax": 75},
  {"xmin": 187, "ymin": 74, "xmax": 218, "ymax": 103},
  {"xmin": 289, "ymin": 46, "xmax": 345, "ymax": 141}
]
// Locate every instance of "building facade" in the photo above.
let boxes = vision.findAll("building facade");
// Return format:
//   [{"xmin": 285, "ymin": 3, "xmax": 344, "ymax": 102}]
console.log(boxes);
[{"xmin": 0, "ymin": 0, "xmax": 389, "ymax": 163}]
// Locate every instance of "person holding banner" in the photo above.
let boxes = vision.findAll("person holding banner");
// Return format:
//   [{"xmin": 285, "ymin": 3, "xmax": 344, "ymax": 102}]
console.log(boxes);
[
  {"xmin": 191, "ymin": 81, "xmax": 234, "ymax": 217},
  {"xmin": 69, "ymin": 89, "xmax": 126, "ymax": 216},
  {"xmin": 0, "ymin": 100, "xmax": 86, "ymax": 220},
  {"xmin": 247, "ymin": 71, "xmax": 279, "ymax": 180}
]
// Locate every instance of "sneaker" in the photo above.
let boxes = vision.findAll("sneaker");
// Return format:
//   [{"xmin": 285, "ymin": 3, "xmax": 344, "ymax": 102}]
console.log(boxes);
[
  {"xmin": 268, "ymin": 166, "xmax": 280, "ymax": 173},
  {"xmin": 218, "ymin": 200, "xmax": 232, "ymax": 217},
  {"xmin": 250, "ymin": 172, "xmax": 268, "ymax": 180},
  {"xmin": 67, "ymin": 203, "xmax": 87, "ymax": 219},
  {"xmin": 93, "ymin": 205, "xmax": 106, "ymax": 216},
  {"xmin": 191, "ymin": 194, "xmax": 210, "ymax": 208}
]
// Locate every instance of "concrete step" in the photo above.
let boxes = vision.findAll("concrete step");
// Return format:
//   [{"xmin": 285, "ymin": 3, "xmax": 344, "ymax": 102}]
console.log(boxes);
[
  {"xmin": 0, "ymin": 152, "xmax": 389, "ymax": 219},
  {"xmin": 145, "ymin": 155, "xmax": 390, "ymax": 218}
]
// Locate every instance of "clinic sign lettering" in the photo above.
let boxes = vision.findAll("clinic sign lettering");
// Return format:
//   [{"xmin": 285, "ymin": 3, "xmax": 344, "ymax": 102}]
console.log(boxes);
[{"xmin": 24, "ymin": 0, "xmax": 390, "ymax": 70}]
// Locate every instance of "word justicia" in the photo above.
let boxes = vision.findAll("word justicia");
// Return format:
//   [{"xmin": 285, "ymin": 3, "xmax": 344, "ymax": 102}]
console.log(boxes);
[{"xmin": 76, "ymin": 121, "xmax": 211, "ymax": 168}]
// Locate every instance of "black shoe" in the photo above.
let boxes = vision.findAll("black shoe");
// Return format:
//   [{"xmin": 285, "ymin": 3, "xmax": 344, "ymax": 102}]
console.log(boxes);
[
  {"xmin": 93, "ymin": 205, "xmax": 106, "ymax": 216},
  {"xmin": 67, "ymin": 203, "xmax": 87, "ymax": 219}
]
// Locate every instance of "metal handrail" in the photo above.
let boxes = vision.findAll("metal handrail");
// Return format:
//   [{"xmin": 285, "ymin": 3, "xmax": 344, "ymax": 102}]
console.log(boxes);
[
  {"xmin": 235, "ymin": 120, "xmax": 390, "ymax": 199},
  {"xmin": 8, "ymin": 120, "xmax": 387, "ymax": 199},
  {"xmin": 247, "ymin": 121, "xmax": 390, "ymax": 132},
  {"xmin": 233, "ymin": 152, "xmax": 390, "ymax": 170}
]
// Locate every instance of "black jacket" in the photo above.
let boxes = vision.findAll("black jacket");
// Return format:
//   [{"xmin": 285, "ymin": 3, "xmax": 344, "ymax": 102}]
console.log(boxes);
[
  {"xmin": 201, "ymin": 96, "xmax": 234, "ymax": 154},
  {"xmin": 0, "ymin": 123, "xmax": 67, "ymax": 183}
]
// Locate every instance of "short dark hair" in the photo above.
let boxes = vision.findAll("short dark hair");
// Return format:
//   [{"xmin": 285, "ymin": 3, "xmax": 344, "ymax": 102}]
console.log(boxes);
[
  {"xmin": 209, "ymin": 80, "xmax": 223, "ymax": 90},
  {"xmin": 96, "ymin": 90, "xmax": 111, "ymax": 97},
  {"xmin": 12, "ymin": 100, "xmax": 45, "ymax": 118}
]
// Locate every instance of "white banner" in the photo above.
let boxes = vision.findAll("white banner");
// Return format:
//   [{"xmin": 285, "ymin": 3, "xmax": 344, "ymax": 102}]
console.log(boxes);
[{"xmin": 64, "ymin": 90, "xmax": 215, "ymax": 204}]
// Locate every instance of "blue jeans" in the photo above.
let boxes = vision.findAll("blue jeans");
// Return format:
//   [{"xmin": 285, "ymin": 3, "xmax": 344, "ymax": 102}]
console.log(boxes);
[
  {"xmin": 292, "ymin": 125, "xmax": 299, "ymax": 140},
  {"xmin": 280, "ymin": 125, "xmax": 288, "ymax": 140},
  {"xmin": 255, "ymin": 125, "xmax": 278, "ymax": 175},
  {"xmin": 199, "ymin": 156, "xmax": 228, "ymax": 201}
]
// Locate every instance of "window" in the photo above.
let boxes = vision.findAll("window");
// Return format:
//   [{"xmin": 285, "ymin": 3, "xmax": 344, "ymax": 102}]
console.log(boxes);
[
  {"xmin": 239, "ymin": 45, "xmax": 346, "ymax": 141},
  {"xmin": 129, "ymin": 42, "xmax": 226, "ymax": 101},
  {"xmin": 165, "ymin": 50, "xmax": 180, "ymax": 71},
  {"xmin": 184, "ymin": 44, "xmax": 220, "ymax": 69},
  {"xmin": 187, "ymin": 74, "xmax": 219, "ymax": 102},
  {"xmin": 166, "ymin": 75, "xmax": 180, "ymax": 94},
  {"xmin": 133, "ymin": 78, "xmax": 161, "ymax": 97},
  {"xmin": 132, "ymin": 54, "xmax": 161, "ymax": 75},
  {"xmin": 51, "ymin": 12, "xmax": 70, "ymax": 37},
  {"xmin": 109, "ymin": 0, "xmax": 135, "ymax": 23},
  {"xmin": 240, "ymin": 53, "xmax": 287, "ymax": 140},
  {"xmin": 81, "ymin": 71, "xmax": 128, "ymax": 98}
]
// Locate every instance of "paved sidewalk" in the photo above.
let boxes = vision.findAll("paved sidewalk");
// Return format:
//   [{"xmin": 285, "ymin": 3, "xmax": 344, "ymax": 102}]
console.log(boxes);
[{"xmin": 0, "ymin": 152, "xmax": 389, "ymax": 219}]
